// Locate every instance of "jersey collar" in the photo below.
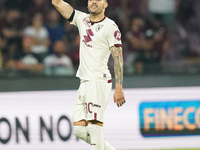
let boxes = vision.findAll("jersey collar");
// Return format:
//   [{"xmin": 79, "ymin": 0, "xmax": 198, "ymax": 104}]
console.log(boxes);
[{"xmin": 90, "ymin": 16, "xmax": 106, "ymax": 26}]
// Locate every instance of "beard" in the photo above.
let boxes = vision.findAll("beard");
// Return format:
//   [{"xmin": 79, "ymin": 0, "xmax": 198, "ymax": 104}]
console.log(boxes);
[
  {"xmin": 89, "ymin": 11, "xmax": 98, "ymax": 15},
  {"xmin": 88, "ymin": 6, "xmax": 104, "ymax": 15}
]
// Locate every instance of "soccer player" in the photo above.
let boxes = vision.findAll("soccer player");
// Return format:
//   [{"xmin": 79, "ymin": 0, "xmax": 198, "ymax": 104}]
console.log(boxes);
[{"xmin": 52, "ymin": 0, "xmax": 126, "ymax": 149}]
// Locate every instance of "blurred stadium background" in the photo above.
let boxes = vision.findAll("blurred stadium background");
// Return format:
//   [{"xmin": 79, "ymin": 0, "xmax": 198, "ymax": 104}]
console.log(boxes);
[{"xmin": 0, "ymin": 0, "xmax": 200, "ymax": 150}]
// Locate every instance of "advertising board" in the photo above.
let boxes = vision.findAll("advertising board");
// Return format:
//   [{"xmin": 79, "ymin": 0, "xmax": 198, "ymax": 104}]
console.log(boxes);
[{"xmin": 0, "ymin": 87, "xmax": 200, "ymax": 149}]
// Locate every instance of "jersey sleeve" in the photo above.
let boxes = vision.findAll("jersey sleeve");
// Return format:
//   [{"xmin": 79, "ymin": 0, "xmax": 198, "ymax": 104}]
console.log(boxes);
[
  {"xmin": 106, "ymin": 23, "xmax": 122, "ymax": 48},
  {"xmin": 70, "ymin": 10, "xmax": 88, "ymax": 28}
]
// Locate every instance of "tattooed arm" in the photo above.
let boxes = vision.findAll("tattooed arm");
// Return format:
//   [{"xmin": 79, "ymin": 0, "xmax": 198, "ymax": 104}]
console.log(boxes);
[{"xmin": 110, "ymin": 46, "xmax": 126, "ymax": 107}]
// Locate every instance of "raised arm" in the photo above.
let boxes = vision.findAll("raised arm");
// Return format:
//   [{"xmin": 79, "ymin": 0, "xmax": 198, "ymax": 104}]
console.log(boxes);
[
  {"xmin": 110, "ymin": 46, "xmax": 126, "ymax": 107},
  {"xmin": 52, "ymin": 0, "xmax": 74, "ymax": 20}
]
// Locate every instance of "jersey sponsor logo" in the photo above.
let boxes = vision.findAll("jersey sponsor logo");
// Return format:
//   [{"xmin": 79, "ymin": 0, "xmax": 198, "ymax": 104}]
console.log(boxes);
[
  {"xmin": 114, "ymin": 30, "xmax": 121, "ymax": 41},
  {"xmin": 96, "ymin": 25, "xmax": 104, "ymax": 32},
  {"xmin": 83, "ymin": 29, "xmax": 94, "ymax": 48},
  {"xmin": 93, "ymin": 104, "xmax": 101, "ymax": 108}
]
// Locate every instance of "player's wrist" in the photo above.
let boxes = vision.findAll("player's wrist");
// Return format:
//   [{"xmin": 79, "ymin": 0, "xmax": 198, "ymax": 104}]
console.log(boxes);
[{"xmin": 115, "ymin": 84, "xmax": 123, "ymax": 91}]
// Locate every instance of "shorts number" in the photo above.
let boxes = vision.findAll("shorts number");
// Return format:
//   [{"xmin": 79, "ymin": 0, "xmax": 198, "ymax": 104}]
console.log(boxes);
[{"xmin": 85, "ymin": 102, "xmax": 93, "ymax": 114}]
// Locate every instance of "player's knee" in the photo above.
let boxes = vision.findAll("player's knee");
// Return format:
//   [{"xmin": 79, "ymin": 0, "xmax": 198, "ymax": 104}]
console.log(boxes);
[
  {"xmin": 73, "ymin": 126, "xmax": 85, "ymax": 139},
  {"xmin": 73, "ymin": 126, "xmax": 91, "ymax": 144},
  {"xmin": 73, "ymin": 126, "xmax": 80, "ymax": 137}
]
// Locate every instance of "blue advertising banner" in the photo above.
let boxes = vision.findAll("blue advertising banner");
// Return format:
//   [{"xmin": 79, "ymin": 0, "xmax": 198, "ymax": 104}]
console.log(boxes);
[{"xmin": 139, "ymin": 100, "xmax": 200, "ymax": 137}]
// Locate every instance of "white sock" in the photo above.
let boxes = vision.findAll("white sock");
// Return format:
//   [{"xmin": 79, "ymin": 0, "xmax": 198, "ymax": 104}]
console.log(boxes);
[
  {"xmin": 104, "ymin": 141, "xmax": 116, "ymax": 150},
  {"xmin": 86, "ymin": 124, "xmax": 116, "ymax": 150},
  {"xmin": 87, "ymin": 124, "xmax": 104, "ymax": 150},
  {"xmin": 73, "ymin": 126, "xmax": 91, "ymax": 144},
  {"xmin": 73, "ymin": 125, "xmax": 116, "ymax": 150}
]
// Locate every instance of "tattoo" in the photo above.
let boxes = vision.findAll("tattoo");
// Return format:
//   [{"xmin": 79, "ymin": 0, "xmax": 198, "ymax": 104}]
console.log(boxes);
[{"xmin": 110, "ymin": 46, "xmax": 123, "ymax": 86}]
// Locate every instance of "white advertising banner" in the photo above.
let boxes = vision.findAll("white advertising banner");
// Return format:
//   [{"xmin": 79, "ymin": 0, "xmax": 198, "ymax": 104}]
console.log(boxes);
[{"xmin": 0, "ymin": 87, "xmax": 200, "ymax": 150}]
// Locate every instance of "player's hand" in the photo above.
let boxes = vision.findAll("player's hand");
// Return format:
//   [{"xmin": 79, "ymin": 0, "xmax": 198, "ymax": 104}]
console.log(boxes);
[{"xmin": 113, "ymin": 88, "xmax": 126, "ymax": 107}]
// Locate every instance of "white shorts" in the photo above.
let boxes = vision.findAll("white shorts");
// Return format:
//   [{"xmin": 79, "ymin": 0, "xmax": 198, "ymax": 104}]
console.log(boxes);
[{"xmin": 72, "ymin": 79, "xmax": 112, "ymax": 123}]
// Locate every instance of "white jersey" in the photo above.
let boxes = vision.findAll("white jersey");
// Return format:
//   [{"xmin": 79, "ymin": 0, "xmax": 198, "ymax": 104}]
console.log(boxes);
[{"xmin": 71, "ymin": 10, "xmax": 122, "ymax": 82}]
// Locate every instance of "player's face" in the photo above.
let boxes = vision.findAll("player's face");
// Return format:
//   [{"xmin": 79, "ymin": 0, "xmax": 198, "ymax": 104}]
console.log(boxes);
[{"xmin": 88, "ymin": 0, "xmax": 108, "ymax": 15}]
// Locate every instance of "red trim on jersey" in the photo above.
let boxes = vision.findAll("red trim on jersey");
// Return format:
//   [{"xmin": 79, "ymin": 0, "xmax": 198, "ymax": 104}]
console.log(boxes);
[
  {"xmin": 94, "ymin": 113, "xmax": 97, "ymax": 120},
  {"xmin": 108, "ymin": 79, "xmax": 112, "ymax": 83},
  {"xmin": 90, "ymin": 16, "xmax": 106, "ymax": 25},
  {"xmin": 114, "ymin": 44, "xmax": 122, "ymax": 47}
]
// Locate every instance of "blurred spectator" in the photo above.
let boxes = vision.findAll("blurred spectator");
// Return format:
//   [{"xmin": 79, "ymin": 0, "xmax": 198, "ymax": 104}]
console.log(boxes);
[
  {"xmin": 106, "ymin": 0, "xmax": 121, "ymax": 16},
  {"xmin": 168, "ymin": 0, "xmax": 193, "ymax": 63},
  {"xmin": 125, "ymin": 15, "xmax": 145, "ymax": 74},
  {"xmin": 0, "ymin": 51, "xmax": 2, "ymax": 69},
  {"xmin": 24, "ymin": 13, "xmax": 50, "ymax": 60},
  {"xmin": 142, "ymin": 0, "xmax": 180, "ymax": 29},
  {"xmin": 13, "ymin": 36, "xmax": 43, "ymax": 73},
  {"xmin": 73, "ymin": 0, "xmax": 88, "ymax": 12},
  {"xmin": 26, "ymin": 0, "xmax": 51, "ymax": 22},
  {"xmin": 126, "ymin": 15, "xmax": 145, "ymax": 53},
  {"xmin": 120, "ymin": 0, "xmax": 145, "ymax": 32},
  {"xmin": 45, "ymin": 8, "xmax": 65, "ymax": 54},
  {"xmin": 68, "ymin": 34, "xmax": 80, "ymax": 70},
  {"xmin": 135, "ymin": 29, "xmax": 160, "ymax": 74},
  {"xmin": 105, "ymin": 0, "xmax": 125, "ymax": 34},
  {"xmin": 0, "ymin": 0, "xmax": 7, "ymax": 6},
  {"xmin": 0, "ymin": 9, "xmax": 24, "ymax": 65},
  {"xmin": 193, "ymin": 0, "xmax": 200, "ymax": 23},
  {"xmin": 0, "ymin": 1, "xmax": 7, "ymax": 20},
  {"xmin": 43, "ymin": 40, "xmax": 75, "ymax": 76},
  {"xmin": 4, "ymin": 0, "xmax": 31, "ymax": 13},
  {"xmin": 0, "ymin": 37, "xmax": 3, "ymax": 69},
  {"xmin": 170, "ymin": 0, "xmax": 200, "ymax": 59},
  {"xmin": 63, "ymin": 20, "xmax": 78, "ymax": 44},
  {"xmin": 0, "ymin": 8, "xmax": 23, "ymax": 40},
  {"xmin": 165, "ymin": 0, "xmax": 200, "ymax": 73},
  {"xmin": 0, "ymin": 35, "xmax": 5, "ymax": 68},
  {"xmin": 151, "ymin": 14, "xmax": 170, "ymax": 63},
  {"xmin": 126, "ymin": 0, "xmax": 145, "ymax": 15},
  {"xmin": 0, "ymin": 0, "xmax": 200, "ymax": 75},
  {"xmin": 175, "ymin": 0, "xmax": 200, "ymax": 57}
]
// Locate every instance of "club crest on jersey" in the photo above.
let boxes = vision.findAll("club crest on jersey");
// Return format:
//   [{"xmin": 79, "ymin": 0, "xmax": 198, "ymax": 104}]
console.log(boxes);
[
  {"xmin": 114, "ymin": 30, "xmax": 121, "ymax": 41},
  {"xmin": 96, "ymin": 25, "xmax": 104, "ymax": 32}
]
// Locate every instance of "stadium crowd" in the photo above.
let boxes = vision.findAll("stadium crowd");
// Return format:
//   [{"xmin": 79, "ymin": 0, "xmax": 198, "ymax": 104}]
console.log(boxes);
[{"xmin": 0, "ymin": 0, "xmax": 200, "ymax": 76}]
